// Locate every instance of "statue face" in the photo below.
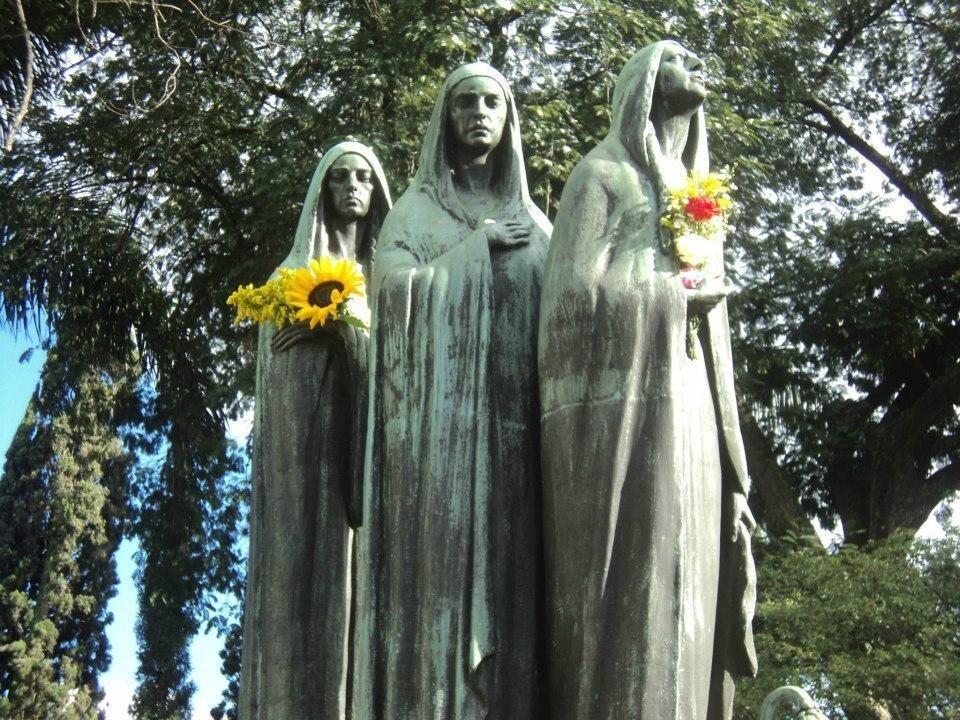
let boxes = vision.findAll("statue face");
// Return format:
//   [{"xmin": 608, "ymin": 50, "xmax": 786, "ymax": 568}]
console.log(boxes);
[
  {"xmin": 326, "ymin": 153, "xmax": 375, "ymax": 220},
  {"xmin": 656, "ymin": 44, "xmax": 707, "ymax": 112},
  {"xmin": 448, "ymin": 76, "xmax": 508, "ymax": 157}
]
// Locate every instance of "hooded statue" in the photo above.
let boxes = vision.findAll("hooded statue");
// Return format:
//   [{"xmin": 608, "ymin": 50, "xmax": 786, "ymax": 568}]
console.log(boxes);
[
  {"xmin": 239, "ymin": 141, "xmax": 391, "ymax": 720},
  {"xmin": 352, "ymin": 63, "xmax": 550, "ymax": 720},
  {"xmin": 538, "ymin": 40, "xmax": 757, "ymax": 720}
]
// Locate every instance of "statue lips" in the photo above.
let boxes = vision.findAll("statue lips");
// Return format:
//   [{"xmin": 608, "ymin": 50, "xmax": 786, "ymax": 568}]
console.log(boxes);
[
  {"xmin": 338, "ymin": 191, "xmax": 367, "ymax": 214},
  {"xmin": 469, "ymin": 122, "xmax": 493, "ymax": 138}
]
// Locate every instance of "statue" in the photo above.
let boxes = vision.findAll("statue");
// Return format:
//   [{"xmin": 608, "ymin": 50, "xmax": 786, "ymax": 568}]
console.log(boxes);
[
  {"xmin": 238, "ymin": 141, "xmax": 391, "ymax": 720},
  {"xmin": 537, "ymin": 40, "xmax": 757, "ymax": 720},
  {"xmin": 352, "ymin": 63, "xmax": 550, "ymax": 720}
]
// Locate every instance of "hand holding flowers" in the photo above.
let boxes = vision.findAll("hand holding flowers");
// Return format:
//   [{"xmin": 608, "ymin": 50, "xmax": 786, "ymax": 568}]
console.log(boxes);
[
  {"xmin": 661, "ymin": 170, "xmax": 734, "ymax": 358},
  {"xmin": 227, "ymin": 256, "xmax": 369, "ymax": 349}
]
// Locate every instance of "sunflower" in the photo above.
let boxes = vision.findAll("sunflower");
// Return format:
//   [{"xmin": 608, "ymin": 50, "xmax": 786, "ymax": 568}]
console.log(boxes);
[{"xmin": 284, "ymin": 256, "xmax": 366, "ymax": 329}]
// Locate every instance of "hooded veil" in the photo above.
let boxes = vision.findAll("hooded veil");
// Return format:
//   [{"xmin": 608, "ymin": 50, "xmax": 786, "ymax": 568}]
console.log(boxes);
[
  {"xmin": 239, "ymin": 141, "xmax": 390, "ymax": 720},
  {"xmin": 352, "ymin": 63, "xmax": 550, "ymax": 720},
  {"xmin": 278, "ymin": 140, "xmax": 391, "ymax": 279},
  {"xmin": 538, "ymin": 40, "xmax": 756, "ymax": 720}
]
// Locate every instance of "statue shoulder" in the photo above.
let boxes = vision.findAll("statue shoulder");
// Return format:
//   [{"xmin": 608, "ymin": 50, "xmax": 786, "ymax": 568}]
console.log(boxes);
[
  {"xmin": 378, "ymin": 190, "xmax": 425, "ymax": 242},
  {"xmin": 563, "ymin": 145, "xmax": 644, "ymax": 209}
]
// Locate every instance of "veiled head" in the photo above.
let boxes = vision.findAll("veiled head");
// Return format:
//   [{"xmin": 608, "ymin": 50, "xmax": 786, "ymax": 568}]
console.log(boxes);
[
  {"xmin": 281, "ymin": 141, "xmax": 392, "ymax": 270},
  {"xmin": 654, "ymin": 43, "xmax": 706, "ymax": 114},
  {"xmin": 608, "ymin": 40, "xmax": 710, "ymax": 175},
  {"xmin": 411, "ymin": 62, "xmax": 536, "ymax": 226},
  {"xmin": 325, "ymin": 152, "xmax": 376, "ymax": 221}
]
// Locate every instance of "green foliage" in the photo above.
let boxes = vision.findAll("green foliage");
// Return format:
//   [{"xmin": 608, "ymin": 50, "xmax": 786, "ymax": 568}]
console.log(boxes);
[
  {"xmin": 736, "ymin": 531, "xmax": 960, "ymax": 720},
  {"xmin": 0, "ymin": 0, "xmax": 958, "ymax": 716},
  {"xmin": 730, "ymin": 0, "xmax": 960, "ymax": 541},
  {"xmin": 131, "ymin": 412, "xmax": 246, "ymax": 720},
  {"xmin": 210, "ymin": 620, "xmax": 243, "ymax": 720},
  {"xmin": 0, "ymin": 351, "xmax": 134, "ymax": 719}
]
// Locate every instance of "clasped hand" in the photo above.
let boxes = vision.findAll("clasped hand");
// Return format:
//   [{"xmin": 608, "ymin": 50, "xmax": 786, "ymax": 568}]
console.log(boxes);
[
  {"xmin": 480, "ymin": 219, "xmax": 530, "ymax": 250},
  {"xmin": 271, "ymin": 322, "xmax": 333, "ymax": 353}
]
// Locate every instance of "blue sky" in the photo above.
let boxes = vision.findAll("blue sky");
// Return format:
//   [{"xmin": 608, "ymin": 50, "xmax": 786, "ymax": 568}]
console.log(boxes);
[{"xmin": 0, "ymin": 328, "xmax": 227, "ymax": 720}]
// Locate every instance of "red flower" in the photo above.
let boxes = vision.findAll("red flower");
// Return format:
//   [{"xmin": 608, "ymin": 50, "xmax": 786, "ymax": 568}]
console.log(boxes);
[{"xmin": 684, "ymin": 195, "xmax": 721, "ymax": 222}]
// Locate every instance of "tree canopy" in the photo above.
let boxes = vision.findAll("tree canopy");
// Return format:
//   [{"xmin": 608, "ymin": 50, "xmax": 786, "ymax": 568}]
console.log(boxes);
[{"xmin": 0, "ymin": 1, "xmax": 957, "ymax": 718}]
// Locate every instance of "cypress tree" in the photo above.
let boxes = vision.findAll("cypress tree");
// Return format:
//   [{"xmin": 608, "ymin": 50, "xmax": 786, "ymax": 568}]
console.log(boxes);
[{"xmin": 0, "ymin": 351, "xmax": 133, "ymax": 719}]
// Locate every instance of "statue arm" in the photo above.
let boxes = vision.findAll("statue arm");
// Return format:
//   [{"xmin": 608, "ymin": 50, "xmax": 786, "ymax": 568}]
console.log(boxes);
[
  {"xmin": 341, "ymin": 322, "xmax": 368, "ymax": 529},
  {"xmin": 545, "ymin": 161, "xmax": 612, "ymax": 276}
]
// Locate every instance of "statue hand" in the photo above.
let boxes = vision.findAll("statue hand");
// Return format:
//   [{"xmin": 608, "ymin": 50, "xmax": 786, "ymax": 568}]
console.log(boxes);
[
  {"xmin": 685, "ymin": 277, "xmax": 729, "ymax": 314},
  {"xmin": 482, "ymin": 219, "xmax": 530, "ymax": 250},
  {"xmin": 730, "ymin": 492, "xmax": 756, "ymax": 543},
  {"xmin": 271, "ymin": 322, "xmax": 326, "ymax": 353}
]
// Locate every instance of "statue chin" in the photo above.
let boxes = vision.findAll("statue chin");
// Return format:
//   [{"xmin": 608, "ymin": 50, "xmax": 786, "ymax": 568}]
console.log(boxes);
[
  {"xmin": 457, "ymin": 137, "xmax": 499, "ymax": 159},
  {"xmin": 333, "ymin": 204, "xmax": 368, "ymax": 221},
  {"xmin": 664, "ymin": 84, "xmax": 706, "ymax": 114}
]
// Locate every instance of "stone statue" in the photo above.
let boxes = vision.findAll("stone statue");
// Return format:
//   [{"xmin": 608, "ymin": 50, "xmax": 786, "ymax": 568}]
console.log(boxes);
[
  {"xmin": 352, "ymin": 63, "xmax": 550, "ymax": 720},
  {"xmin": 759, "ymin": 687, "xmax": 829, "ymax": 720},
  {"xmin": 238, "ymin": 141, "xmax": 391, "ymax": 720},
  {"xmin": 537, "ymin": 40, "xmax": 757, "ymax": 720}
]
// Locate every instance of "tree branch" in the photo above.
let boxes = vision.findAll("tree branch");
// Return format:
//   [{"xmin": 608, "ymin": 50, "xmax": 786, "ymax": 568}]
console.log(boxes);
[
  {"xmin": 891, "ymin": 360, "xmax": 960, "ymax": 439},
  {"xmin": 3, "ymin": 0, "xmax": 34, "ymax": 155},
  {"xmin": 875, "ymin": 361, "xmax": 960, "ymax": 533},
  {"xmin": 739, "ymin": 402, "xmax": 816, "ymax": 539},
  {"xmin": 817, "ymin": 0, "xmax": 898, "ymax": 76},
  {"xmin": 927, "ymin": 463, "xmax": 960, "ymax": 496},
  {"xmin": 802, "ymin": 95, "xmax": 959, "ymax": 239},
  {"xmin": 892, "ymin": 462, "xmax": 960, "ymax": 531},
  {"xmin": 858, "ymin": 322, "xmax": 960, "ymax": 417}
]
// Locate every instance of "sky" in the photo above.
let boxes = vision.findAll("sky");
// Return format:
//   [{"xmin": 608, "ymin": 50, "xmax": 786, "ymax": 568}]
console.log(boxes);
[{"xmin": 0, "ymin": 328, "xmax": 228, "ymax": 720}]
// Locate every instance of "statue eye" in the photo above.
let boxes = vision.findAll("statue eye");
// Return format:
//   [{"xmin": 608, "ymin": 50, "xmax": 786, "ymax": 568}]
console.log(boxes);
[
  {"xmin": 485, "ymin": 95, "xmax": 501, "ymax": 109},
  {"xmin": 357, "ymin": 171, "xmax": 371, "ymax": 183}
]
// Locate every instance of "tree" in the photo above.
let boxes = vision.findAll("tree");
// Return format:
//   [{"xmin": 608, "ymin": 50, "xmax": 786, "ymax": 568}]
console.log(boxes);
[
  {"xmin": 0, "ymin": 351, "xmax": 135, "ymax": 719},
  {"xmin": 735, "ymin": 530, "xmax": 960, "ymax": 720},
  {"xmin": 1, "ymin": 0, "xmax": 958, "ymax": 716},
  {"xmin": 731, "ymin": 0, "xmax": 960, "ymax": 542}
]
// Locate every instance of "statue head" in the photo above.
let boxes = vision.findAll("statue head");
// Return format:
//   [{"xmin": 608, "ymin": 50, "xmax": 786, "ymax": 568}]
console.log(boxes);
[
  {"xmin": 447, "ymin": 75, "xmax": 508, "ymax": 161},
  {"xmin": 654, "ymin": 43, "xmax": 706, "ymax": 115},
  {"xmin": 281, "ymin": 141, "xmax": 392, "ymax": 272},
  {"xmin": 412, "ymin": 62, "xmax": 537, "ymax": 226},
  {"xmin": 607, "ymin": 40, "xmax": 710, "ymax": 177},
  {"xmin": 325, "ymin": 152, "xmax": 376, "ymax": 221}
]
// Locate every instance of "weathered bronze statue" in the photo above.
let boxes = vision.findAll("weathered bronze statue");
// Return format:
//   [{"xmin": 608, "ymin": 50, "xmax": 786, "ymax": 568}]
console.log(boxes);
[
  {"xmin": 353, "ymin": 63, "xmax": 550, "ymax": 720},
  {"xmin": 538, "ymin": 40, "xmax": 757, "ymax": 720},
  {"xmin": 239, "ymin": 141, "xmax": 390, "ymax": 720}
]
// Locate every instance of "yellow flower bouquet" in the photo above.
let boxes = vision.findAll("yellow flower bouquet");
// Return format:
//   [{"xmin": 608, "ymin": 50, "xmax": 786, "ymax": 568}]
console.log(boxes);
[
  {"xmin": 662, "ymin": 169, "xmax": 733, "ymax": 240},
  {"xmin": 227, "ymin": 256, "xmax": 369, "ymax": 330},
  {"xmin": 662, "ymin": 170, "xmax": 735, "ymax": 359}
]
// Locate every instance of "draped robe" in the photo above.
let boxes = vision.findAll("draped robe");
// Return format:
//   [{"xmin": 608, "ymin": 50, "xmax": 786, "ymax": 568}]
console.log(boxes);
[
  {"xmin": 239, "ymin": 142, "xmax": 390, "ymax": 720},
  {"xmin": 538, "ymin": 41, "xmax": 757, "ymax": 720},
  {"xmin": 353, "ymin": 63, "xmax": 550, "ymax": 720}
]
